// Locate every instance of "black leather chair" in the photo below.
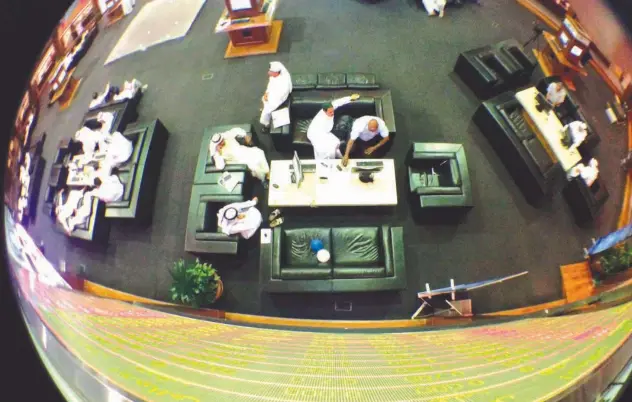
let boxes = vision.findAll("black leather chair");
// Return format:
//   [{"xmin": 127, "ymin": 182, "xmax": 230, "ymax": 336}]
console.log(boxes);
[
  {"xmin": 291, "ymin": 72, "xmax": 380, "ymax": 91},
  {"xmin": 194, "ymin": 124, "xmax": 258, "ymax": 185},
  {"xmin": 184, "ymin": 183, "xmax": 246, "ymax": 255},
  {"xmin": 407, "ymin": 143, "xmax": 473, "ymax": 209},
  {"xmin": 269, "ymin": 89, "xmax": 396, "ymax": 155},
  {"xmin": 563, "ymin": 176, "xmax": 609, "ymax": 225},
  {"xmin": 536, "ymin": 76, "xmax": 600, "ymax": 155},
  {"xmin": 473, "ymin": 91, "xmax": 565, "ymax": 205},
  {"xmin": 103, "ymin": 120, "xmax": 169, "ymax": 223},
  {"xmin": 260, "ymin": 225, "xmax": 406, "ymax": 293}
]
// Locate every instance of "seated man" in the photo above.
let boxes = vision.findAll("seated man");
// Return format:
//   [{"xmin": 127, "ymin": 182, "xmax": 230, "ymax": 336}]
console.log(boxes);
[
  {"xmin": 562, "ymin": 121, "xmax": 588, "ymax": 150},
  {"xmin": 260, "ymin": 61, "xmax": 292, "ymax": 131},
  {"xmin": 307, "ymin": 94, "xmax": 360, "ymax": 160},
  {"xmin": 96, "ymin": 111, "xmax": 115, "ymax": 134},
  {"xmin": 209, "ymin": 128, "xmax": 270, "ymax": 185},
  {"xmin": 341, "ymin": 116, "xmax": 390, "ymax": 166},
  {"xmin": 89, "ymin": 83, "xmax": 115, "ymax": 109},
  {"xmin": 112, "ymin": 79, "xmax": 145, "ymax": 102},
  {"xmin": 546, "ymin": 82, "xmax": 567, "ymax": 108},
  {"xmin": 217, "ymin": 197, "xmax": 262, "ymax": 239},
  {"xmin": 422, "ymin": 0, "xmax": 447, "ymax": 17},
  {"xmin": 74, "ymin": 126, "xmax": 107, "ymax": 156},
  {"xmin": 55, "ymin": 188, "xmax": 94, "ymax": 235},
  {"xmin": 85, "ymin": 171, "xmax": 125, "ymax": 203},
  {"xmin": 569, "ymin": 158, "xmax": 599, "ymax": 187},
  {"xmin": 98, "ymin": 131, "xmax": 134, "ymax": 169}
]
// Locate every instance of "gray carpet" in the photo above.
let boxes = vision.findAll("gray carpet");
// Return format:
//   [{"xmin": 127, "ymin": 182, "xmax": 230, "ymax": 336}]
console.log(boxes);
[{"xmin": 26, "ymin": 0, "xmax": 627, "ymax": 319}]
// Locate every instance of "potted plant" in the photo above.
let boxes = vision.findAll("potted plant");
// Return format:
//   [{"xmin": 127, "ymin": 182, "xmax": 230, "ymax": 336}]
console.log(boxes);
[
  {"xmin": 169, "ymin": 259, "xmax": 223, "ymax": 308},
  {"xmin": 592, "ymin": 244, "xmax": 632, "ymax": 281}
]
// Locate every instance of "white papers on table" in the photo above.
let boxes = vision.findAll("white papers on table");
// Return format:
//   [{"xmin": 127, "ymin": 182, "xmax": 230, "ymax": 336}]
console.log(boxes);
[
  {"xmin": 271, "ymin": 108, "xmax": 290, "ymax": 128},
  {"xmin": 219, "ymin": 171, "xmax": 240, "ymax": 192}
]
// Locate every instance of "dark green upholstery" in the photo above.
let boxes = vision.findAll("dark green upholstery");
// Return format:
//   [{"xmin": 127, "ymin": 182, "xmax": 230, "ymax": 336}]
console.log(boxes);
[
  {"xmin": 55, "ymin": 197, "xmax": 110, "ymax": 243},
  {"xmin": 260, "ymin": 225, "xmax": 406, "ymax": 293},
  {"xmin": 316, "ymin": 73, "xmax": 347, "ymax": 89},
  {"xmin": 104, "ymin": 119, "xmax": 169, "ymax": 223},
  {"xmin": 292, "ymin": 72, "xmax": 379, "ymax": 91},
  {"xmin": 407, "ymin": 143, "xmax": 473, "ymax": 209}
]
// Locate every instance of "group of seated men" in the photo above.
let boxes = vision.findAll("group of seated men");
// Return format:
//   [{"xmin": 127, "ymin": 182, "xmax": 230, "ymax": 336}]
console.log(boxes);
[
  {"xmin": 544, "ymin": 81, "xmax": 600, "ymax": 187},
  {"xmin": 55, "ymin": 111, "xmax": 134, "ymax": 235},
  {"xmin": 90, "ymin": 78, "xmax": 144, "ymax": 110},
  {"xmin": 210, "ymin": 61, "xmax": 393, "ymax": 239}
]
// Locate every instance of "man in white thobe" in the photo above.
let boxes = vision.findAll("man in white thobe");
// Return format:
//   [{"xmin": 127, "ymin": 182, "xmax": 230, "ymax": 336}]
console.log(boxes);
[
  {"xmin": 422, "ymin": 0, "xmax": 447, "ymax": 17},
  {"xmin": 342, "ymin": 116, "xmax": 390, "ymax": 166},
  {"xmin": 112, "ymin": 78, "xmax": 145, "ymax": 102},
  {"xmin": 569, "ymin": 158, "xmax": 599, "ymax": 187},
  {"xmin": 90, "ymin": 83, "xmax": 112, "ymax": 109},
  {"xmin": 546, "ymin": 82, "xmax": 567, "ymax": 107},
  {"xmin": 75, "ymin": 126, "xmax": 106, "ymax": 156},
  {"xmin": 98, "ymin": 131, "xmax": 134, "ymax": 169},
  {"xmin": 217, "ymin": 197, "xmax": 262, "ymax": 240},
  {"xmin": 85, "ymin": 173, "xmax": 125, "ymax": 203},
  {"xmin": 96, "ymin": 111, "xmax": 115, "ymax": 134},
  {"xmin": 56, "ymin": 189, "xmax": 94, "ymax": 235},
  {"xmin": 307, "ymin": 94, "xmax": 360, "ymax": 160},
  {"xmin": 562, "ymin": 121, "xmax": 588, "ymax": 150},
  {"xmin": 209, "ymin": 128, "xmax": 270, "ymax": 184},
  {"xmin": 260, "ymin": 61, "xmax": 292, "ymax": 130}
]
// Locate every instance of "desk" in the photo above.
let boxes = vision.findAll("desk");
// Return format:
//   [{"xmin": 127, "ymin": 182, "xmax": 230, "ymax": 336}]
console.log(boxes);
[
  {"xmin": 268, "ymin": 159, "xmax": 398, "ymax": 207},
  {"xmin": 515, "ymin": 87, "xmax": 581, "ymax": 172},
  {"xmin": 48, "ymin": 68, "xmax": 82, "ymax": 109},
  {"xmin": 66, "ymin": 153, "xmax": 107, "ymax": 187},
  {"xmin": 214, "ymin": 0, "xmax": 282, "ymax": 58},
  {"xmin": 533, "ymin": 31, "xmax": 588, "ymax": 91}
]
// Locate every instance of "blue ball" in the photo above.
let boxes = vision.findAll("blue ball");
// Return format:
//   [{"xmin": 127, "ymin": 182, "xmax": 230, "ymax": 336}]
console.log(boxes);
[{"xmin": 310, "ymin": 239, "xmax": 324, "ymax": 253}]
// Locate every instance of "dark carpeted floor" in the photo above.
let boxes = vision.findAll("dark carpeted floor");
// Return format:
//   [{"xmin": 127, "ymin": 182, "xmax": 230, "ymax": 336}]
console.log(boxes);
[{"xmin": 26, "ymin": 0, "xmax": 628, "ymax": 319}]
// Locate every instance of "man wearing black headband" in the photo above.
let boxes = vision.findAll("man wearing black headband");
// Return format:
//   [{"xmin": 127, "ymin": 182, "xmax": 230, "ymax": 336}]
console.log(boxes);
[
  {"xmin": 306, "ymin": 94, "xmax": 360, "ymax": 160},
  {"xmin": 217, "ymin": 197, "xmax": 262, "ymax": 239},
  {"xmin": 209, "ymin": 128, "xmax": 270, "ymax": 185}
]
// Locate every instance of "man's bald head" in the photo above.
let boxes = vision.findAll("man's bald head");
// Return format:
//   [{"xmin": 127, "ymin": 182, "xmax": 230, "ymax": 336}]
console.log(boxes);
[{"xmin": 368, "ymin": 119, "xmax": 379, "ymax": 132}]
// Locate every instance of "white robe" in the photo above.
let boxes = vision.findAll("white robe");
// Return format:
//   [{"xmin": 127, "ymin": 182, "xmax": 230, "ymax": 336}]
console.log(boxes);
[
  {"xmin": 75, "ymin": 127, "xmax": 106, "ymax": 155},
  {"xmin": 89, "ymin": 174, "xmax": 125, "ymax": 203},
  {"xmin": 260, "ymin": 65, "xmax": 292, "ymax": 126},
  {"xmin": 90, "ymin": 83, "xmax": 111, "ymax": 109},
  {"xmin": 570, "ymin": 159, "xmax": 599, "ymax": 187},
  {"xmin": 546, "ymin": 83, "xmax": 567, "ymax": 106},
  {"xmin": 113, "ymin": 79, "xmax": 142, "ymax": 102},
  {"xmin": 97, "ymin": 112, "xmax": 115, "ymax": 134},
  {"xmin": 217, "ymin": 200, "xmax": 262, "ymax": 239},
  {"xmin": 57, "ymin": 190, "xmax": 93, "ymax": 233},
  {"xmin": 100, "ymin": 132, "xmax": 134, "ymax": 168},
  {"xmin": 563, "ymin": 121, "xmax": 587, "ymax": 149},
  {"xmin": 422, "ymin": 0, "xmax": 446, "ymax": 15},
  {"xmin": 210, "ymin": 128, "xmax": 270, "ymax": 181},
  {"xmin": 306, "ymin": 96, "xmax": 352, "ymax": 160}
]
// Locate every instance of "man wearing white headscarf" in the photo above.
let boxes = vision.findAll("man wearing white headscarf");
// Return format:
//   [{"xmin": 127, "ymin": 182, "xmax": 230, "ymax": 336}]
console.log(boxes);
[
  {"xmin": 96, "ymin": 111, "xmax": 115, "ymax": 134},
  {"xmin": 569, "ymin": 158, "xmax": 599, "ymax": 187},
  {"xmin": 217, "ymin": 197, "xmax": 262, "ymax": 239},
  {"xmin": 307, "ymin": 94, "xmax": 360, "ymax": 160},
  {"xmin": 98, "ymin": 131, "xmax": 134, "ymax": 169},
  {"xmin": 562, "ymin": 121, "xmax": 588, "ymax": 150},
  {"xmin": 260, "ymin": 61, "xmax": 292, "ymax": 130},
  {"xmin": 75, "ymin": 126, "xmax": 106, "ymax": 156},
  {"xmin": 112, "ymin": 78, "xmax": 145, "ymax": 102},
  {"xmin": 422, "ymin": 0, "xmax": 447, "ymax": 17},
  {"xmin": 209, "ymin": 128, "xmax": 270, "ymax": 184}
]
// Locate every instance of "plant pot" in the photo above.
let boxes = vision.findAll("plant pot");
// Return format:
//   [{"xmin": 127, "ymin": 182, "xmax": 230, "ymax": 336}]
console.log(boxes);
[
  {"xmin": 590, "ymin": 258, "xmax": 604, "ymax": 275},
  {"xmin": 214, "ymin": 279, "xmax": 224, "ymax": 301}
]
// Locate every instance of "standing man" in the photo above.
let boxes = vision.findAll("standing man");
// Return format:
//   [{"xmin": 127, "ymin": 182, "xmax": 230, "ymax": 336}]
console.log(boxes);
[
  {"xmin": 209, "ymin": 128, "xmax": 270, "ymax": 185},
  {"xmin": 307, "ymin": 94, "xmax": 360, "ymax": 160},
  {"xmin": 260, "ymin": 62, "xmax": 292, "ymax": 131},
  {"xmin": 341, "ymin": 116, "xmax": 390, "ymax": 166},
  {"xmin": 217, "ymin": 197, "xmax": 262, "ymax": 239}
]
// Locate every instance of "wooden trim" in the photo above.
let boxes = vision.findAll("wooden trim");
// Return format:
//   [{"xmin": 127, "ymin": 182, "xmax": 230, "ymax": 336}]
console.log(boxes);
[
  {"xmin": 480, "ymin": 299, "xmax": 567, "ymax": 317},
  {"xmin": 515, "ymin": 0, "xmax": 561, "ymax": 31},
  {"xmin": 82, "ymin": 280, "xmax": 178, "ymax": 306},
  {"xmin": 559, "ymin": 261, "xmax": 595, "ymax": 303}
]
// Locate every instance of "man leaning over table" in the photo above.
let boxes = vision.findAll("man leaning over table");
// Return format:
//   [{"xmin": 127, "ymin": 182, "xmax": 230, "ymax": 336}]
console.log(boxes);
[{"xmin": 341, "ymin": 116, "xmax": 390, "ymax": 167}]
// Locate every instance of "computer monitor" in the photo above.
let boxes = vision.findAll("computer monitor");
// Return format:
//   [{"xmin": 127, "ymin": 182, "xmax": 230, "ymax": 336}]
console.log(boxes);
[
  {"xmin": 570, "ymin": 46, "xmax": 583, "ymax": 57},
  {"xmin": 228, "ymin": 0, "xmax": 253, "ymax": 11},
  {"xmin": 291, "ymin": 151, "xmax": 303, "ymax": 188},
  {"xmin": 559, "ymin": 32, "xmax": 569, "ymax": 47}
]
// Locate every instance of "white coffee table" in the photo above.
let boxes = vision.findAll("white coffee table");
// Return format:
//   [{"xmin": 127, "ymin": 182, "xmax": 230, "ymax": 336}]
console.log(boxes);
[{"xmin": 268, "ymin": 159, "xmax": 398, "ymax": 207}]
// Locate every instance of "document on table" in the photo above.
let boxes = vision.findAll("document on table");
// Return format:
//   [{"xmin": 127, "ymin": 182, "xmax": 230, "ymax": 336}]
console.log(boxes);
[
  {"xmin": 219, "ymin": 171, "xmax": 240, "ymax": 192},
  {"xmin": 271, "ymin": 108, "xmax": 290, "ymax": 128}
]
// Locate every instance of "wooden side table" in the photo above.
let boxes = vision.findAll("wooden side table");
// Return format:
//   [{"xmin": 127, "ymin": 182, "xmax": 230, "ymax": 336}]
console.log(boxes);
[{"xmin": 533, "ymin": 31, "xmax": 588, "ymax": 91}]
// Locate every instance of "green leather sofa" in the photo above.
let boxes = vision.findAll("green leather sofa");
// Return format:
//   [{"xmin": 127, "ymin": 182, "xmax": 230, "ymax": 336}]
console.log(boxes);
[
  {"xmin": 103, "ymin": 119, "xmax": 169, "ymax": 223},
  {"xmin": 55, "ymin": 197, "xmax": 110, "ymax": 243},
  {"xmin": 260, "ymin": 225, "xmax": 406, "ymax": 293},
  {"xmin": 407, "ymin": 143, "xmax": 473, "ymax": 209}
]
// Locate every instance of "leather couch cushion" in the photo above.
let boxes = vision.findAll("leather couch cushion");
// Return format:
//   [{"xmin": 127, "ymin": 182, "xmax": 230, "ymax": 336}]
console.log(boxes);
[
  {"xmin": 503, "ymin": 108, "xmax": 534, "ymax": 142},
  {"xmin": 197, "ymin": 202, "xmax": 221, "ymax": 232},
  {"xmin": 292, "ymin": 119, "xmax": 312, "ymax": 146},
  {"xmin": 480, "ymin": 52, "xmax": 514, "ymax": 79},
  {"xmin": 332, "ymin": 227, "xmax": 381, "ymax": 266},
  {"xmin": 117, "ymin": 165, "xmax": 136, "ymax": 202},
  {"xmin": 284, "ymin": 228, "xmax": 332, "ymax": 267},
  {"xmin": 415, "ymin": 186, "xmax": 462, "ymax": 195},
  {"xmin": 292, "ymin": 73, "xmax": 318, "ymax": 90},
  {"xmin": 522, "ymin": 137, "xmax": 553, "ymax": 174},
  {"xmin": 291, "ymin": 98, "xmax": 324, "ymax": 118},
  {"xmin": 333, "ymin": 266, "xmax": 385, "ymax": 279},
  {"xmin": 336, "ymin": 99, "xmax": 377, "ymax": 117},
  {"xmin": 74, "ymin": 197, "xmax": 93, "ymax": 230},
  {"xmin": 450, "ymin": 160, "xmax": 461, "ymax": 186},
  {"xmin": 316, "ymin": 73, "xmax": 346, "ymax": 89},
  {"xmin": 280, "ymin": 267, "xmax": 332, "ymax": 280},
  {"xmin": 346, "ymin": 73, "xmax": 379, "ymax": 89},
  {"xmin": 332, "ymin": 115, "xmax": 353, "ymax": 141}
]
